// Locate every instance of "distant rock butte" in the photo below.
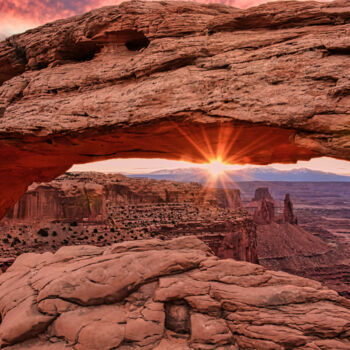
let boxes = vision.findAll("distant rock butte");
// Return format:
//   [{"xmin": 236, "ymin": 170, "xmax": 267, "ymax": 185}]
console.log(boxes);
[
  {"xmin": 6, "ymin": 182, "xmax": 106, "ymax": 223},
  {"xmin": 1, "ymin": 0, "xmax": 350, "ymax": 220},
  {"xmin": 247, "ymin": 187, "xmax": 297, "ymax": 225},
  {"xmin": 247, "ymin": 187, "xmax": 350, "ymax": 298},
  {"xmin": 0, "ymin": 236, "xmax": 349, "ymax": 350},
  {"xmin": 284, "ymin": 193, "xmax": 298, "ymax": 225},
  {"xmin": 253, "ymin": 187, "xmax": 273, "ymax": 202}
]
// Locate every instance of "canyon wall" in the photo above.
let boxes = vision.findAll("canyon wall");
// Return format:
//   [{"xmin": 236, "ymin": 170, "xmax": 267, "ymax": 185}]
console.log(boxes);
[
  {"xmin": 0, "ymin": 172, "xmax": 257, "ymax": 265},
  {"xmin": 6, "ymin": 183, "xmax": 106, "ymax": 223},
  {"xmin": 249, "ymin": 187, "xmax": 350, "ymax": 297}
]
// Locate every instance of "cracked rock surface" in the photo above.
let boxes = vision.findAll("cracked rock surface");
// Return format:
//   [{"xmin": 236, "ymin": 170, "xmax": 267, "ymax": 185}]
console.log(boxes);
[{"xmin": 0, "ymin": 236, "xmax": 349, "ymax": 349}]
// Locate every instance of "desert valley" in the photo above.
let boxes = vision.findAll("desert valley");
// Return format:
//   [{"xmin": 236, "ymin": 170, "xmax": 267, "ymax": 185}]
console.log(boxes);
[{"xmin": 1, "ymin": 172, "xmax": 349, "ymax": 300}]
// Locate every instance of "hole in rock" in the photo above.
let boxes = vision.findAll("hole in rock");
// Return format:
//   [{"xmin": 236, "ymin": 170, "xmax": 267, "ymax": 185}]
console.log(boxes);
[
  {"xmin": 327, "ymin": 47, "xmax": 350, "ymax": 56},
  {"xmin": 165, "ymin": 300, "xmax": 191, "ymax": 334},
  {"xmin": 58, "ymin": 42, "xmax": 102, "ymax": 62},
  {"xmin": 94, "ymin": 30, "xmax": 150, "ymax": 51},
  {"xmin": 125, "ymin": 36, "xmax": 150, "ymax": 51}
]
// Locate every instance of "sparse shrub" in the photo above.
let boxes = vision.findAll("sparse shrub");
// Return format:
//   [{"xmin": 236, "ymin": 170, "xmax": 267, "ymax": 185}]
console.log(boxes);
[
  {"xmin": 37, "ymin": 228, "xmax": 49, "ymax": 237},
  {"xmin": 11, "ymin": 237, "xmax": 21, "ymax": 246},
  {"xmin": 52, "ymin": 231, "xmax": 57, "ymax": 237},
  {"xmin": 70, "ymin": 221, "xmax": 78, "ymax": 227}
]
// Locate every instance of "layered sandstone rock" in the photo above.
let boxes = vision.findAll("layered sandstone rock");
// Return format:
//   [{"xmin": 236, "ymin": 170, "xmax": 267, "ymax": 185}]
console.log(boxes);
[
  {"xmin": 6, "ymin": 182, "xmax": 106, "ymax": 223},
  {"xmin": 1, "ymin": 0, "xmax": 350, "ymax": 219},
  {"xmin": 254, "ymin": 198, "xmax": 275, "ymax": 224},
  {"xmin": 251, "ymin": 190, "xmax": 298, "ymax": 224},
  {"xmin": 283, "ymin": 193, "xmax": 298, "ymax": 224},
  {"xmin": 0, "ymin": 172, "xmax": 256, "ymax": 265},
  {"xmin": 253, "ymin": 187, "xmax": 273, "ymax": 202},
  {"xmin": 249, "ymin": 187, "xmax": 350, "ymax": 297},
  {"xmin": 4, "ymin": 172, "xmax": 241, "ymax": 222},
  {"xmin": 0, "ymin": 236, "xmax": 349, "ymax": 350}
]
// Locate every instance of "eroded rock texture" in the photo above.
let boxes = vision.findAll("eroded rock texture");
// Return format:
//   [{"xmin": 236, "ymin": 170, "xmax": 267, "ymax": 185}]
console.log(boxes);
[
  {"xmin": 0, "ymin": 172, "xmax": 256, "ymax": 266},
  {"xmin": 0, "ymin": 236, "xmax": 349, "ymax": 349},
  {"xmin": 283, "ymin": 193, "xmax": 298, "ymax": 224},
  {"xmin": 0, "ymin": 0, "xmax": 350, "ymax": 219},
  {"xmin": 6, "ymin": 181, "xmax": 106, "ymax": 223},
  {"xmin": 250, "ymin": 188, "xmax": 350, "ymax": 298}
]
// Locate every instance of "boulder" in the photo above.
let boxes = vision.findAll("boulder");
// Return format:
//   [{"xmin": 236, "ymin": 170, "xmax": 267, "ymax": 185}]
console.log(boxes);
[{"xmin": 0, "ymin": 236, "xmax": 349, "ymax": 349}]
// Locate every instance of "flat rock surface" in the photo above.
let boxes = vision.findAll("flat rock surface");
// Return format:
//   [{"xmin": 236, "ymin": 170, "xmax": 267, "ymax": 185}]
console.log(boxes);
[{"xmin": 0, "ymin": 235, "xmax": 349, "ymax": 349}]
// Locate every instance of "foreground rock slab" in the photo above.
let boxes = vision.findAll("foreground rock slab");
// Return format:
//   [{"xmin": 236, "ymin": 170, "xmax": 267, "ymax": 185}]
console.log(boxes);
[
  {"xmin": 0, "ymin": 236, "xmax": 349, "ymax": 349},
  {"xmin": 1, "ymin": 0, "xmax": 350, "ymax": 219}
]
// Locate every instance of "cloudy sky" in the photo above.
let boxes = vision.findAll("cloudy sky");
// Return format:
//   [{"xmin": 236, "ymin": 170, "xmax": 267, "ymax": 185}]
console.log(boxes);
[
  {"xmin": 2, "ymin": 0, "xmax": 348, "ymax": 175},
  {"xmin": 0, "ymin": 0, "xmax": 331, "ymax": 38}
]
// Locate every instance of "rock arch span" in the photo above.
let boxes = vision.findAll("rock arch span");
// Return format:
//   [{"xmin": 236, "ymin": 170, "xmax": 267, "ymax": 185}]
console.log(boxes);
[{"xmin": 0, "ymin": 0, "xmax": 350, "ymax": 219}]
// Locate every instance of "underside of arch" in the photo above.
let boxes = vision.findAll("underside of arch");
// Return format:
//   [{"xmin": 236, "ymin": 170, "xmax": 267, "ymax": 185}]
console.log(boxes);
[{"xmin": 0, "ymin": 0, "xmax": 349, "ymax": 218}]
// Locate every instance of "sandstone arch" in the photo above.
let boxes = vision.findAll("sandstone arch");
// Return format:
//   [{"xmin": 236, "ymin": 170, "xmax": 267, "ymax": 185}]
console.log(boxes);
[{"xmin": 0, "ymin": 0, "xmax": 350, "ymax": 219}]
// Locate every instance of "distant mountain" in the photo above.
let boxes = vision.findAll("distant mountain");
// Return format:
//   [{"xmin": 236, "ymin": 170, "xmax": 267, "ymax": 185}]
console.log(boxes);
[{"xmin": 128, "ymin": 167, "xmax": 350, "ymax": 183}]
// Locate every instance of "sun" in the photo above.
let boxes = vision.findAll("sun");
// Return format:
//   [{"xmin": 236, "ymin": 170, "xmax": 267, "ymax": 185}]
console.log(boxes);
[{"xmin": 206, "ymin": 158, "xmax": 227, "ymax": 177}]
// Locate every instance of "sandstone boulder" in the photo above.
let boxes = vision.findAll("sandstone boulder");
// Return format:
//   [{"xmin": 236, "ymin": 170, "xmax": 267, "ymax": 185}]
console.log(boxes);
[{"xmin": 0, "ymin": 236, "xmax": 349, "ymax": 349}]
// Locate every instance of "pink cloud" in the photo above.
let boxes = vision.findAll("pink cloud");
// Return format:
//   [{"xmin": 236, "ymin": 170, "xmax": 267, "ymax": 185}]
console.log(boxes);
[{"xmin": 0, "ymin": 0, "xmax": 331, "ymax": 38}]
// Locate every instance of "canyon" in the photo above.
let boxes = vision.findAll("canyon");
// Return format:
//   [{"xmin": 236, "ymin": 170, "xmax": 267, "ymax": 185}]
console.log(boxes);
[
  {"xmin": 0, "ymin": 172, "xmax": 256, "ymax": 266},
  {"xmin": 1, "ymin": 172, "xmax": 349, "ymax": 298},
  {"xmin": 246, "ymin": 186, "xmax": 350, "ymax": 298}
]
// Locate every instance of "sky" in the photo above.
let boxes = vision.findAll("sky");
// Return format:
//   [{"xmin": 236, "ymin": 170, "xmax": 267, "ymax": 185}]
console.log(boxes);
[
  {"xmin": 70, "ymin": 157, "xmax": 350, "ymax": 176},
  {"xmin": 2, "ymin": 0, "xmax": 348, "ymax": 175},
  {"xmin": 0, "ymin": 0, "xmax": 331, "ymax": 38}
]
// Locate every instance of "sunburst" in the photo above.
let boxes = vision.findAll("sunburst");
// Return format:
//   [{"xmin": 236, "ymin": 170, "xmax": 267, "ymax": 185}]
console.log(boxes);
[
  {"xmin": 171, "ymin": 121, "xmax": 269, "ymax": 206},
  {"xmin": 206, "ymin": 158, "xmax": 228, "ymax": 178}
]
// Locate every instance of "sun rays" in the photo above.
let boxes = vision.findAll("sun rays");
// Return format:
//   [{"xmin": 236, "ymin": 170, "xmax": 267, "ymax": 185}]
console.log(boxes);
[
  {"xmin": 171, "ymin": 122, "xmax": 249, "ymax": 206},
  {"xmin": 206, "ymin": 158, "xmax": 227, "ymax": 178}
]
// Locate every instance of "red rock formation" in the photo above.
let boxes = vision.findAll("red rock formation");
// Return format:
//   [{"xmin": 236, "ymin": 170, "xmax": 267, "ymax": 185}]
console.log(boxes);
[
  {"xmin": 283, "ymin": 193, "xmax": 298, "ymax": 224},
  {"xmin": 243, "ymin": 186, "xmax": 350, "ymax": 296},
  {"xmin": 253, "ymin": 187, "xmax": 273, "ymax": 202},
  {"xmin": 253, "ymin": 198, "xmax": 275, "ymax": 224},
  {"xmin": 5, "ymin": 182, "xmax": 106, "ymax": 223},
  {"xmin": 0, "ymin": 236, "xmax": 349, "ymax": 349},
  {"xmin": 0, "ymin": 172, "xmax": 257, "ymax": 265},
  {"xmin": 1, "ymin": 0, "xmax": 350, "ymax": 219}
]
